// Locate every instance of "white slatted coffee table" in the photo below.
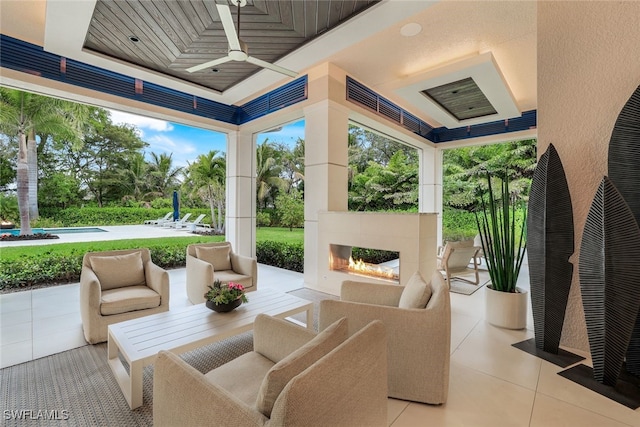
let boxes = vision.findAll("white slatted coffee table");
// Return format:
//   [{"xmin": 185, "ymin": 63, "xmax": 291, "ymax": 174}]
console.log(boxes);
[{"xmin": 107, "ymin": 289, "xmax": 314, "ymax": 409}]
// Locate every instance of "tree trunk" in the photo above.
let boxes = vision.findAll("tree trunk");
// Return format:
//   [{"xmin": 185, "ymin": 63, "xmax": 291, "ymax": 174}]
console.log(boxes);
[
  {"xmin": 209, "ymin": 198, "xmax": 217, "ymax": 232},
  {"xmin": 17, "ymin": 132, "xmax": 32, "ymax": 235},
  {"xmin": 27, "ymin": 130, "xmax": 39, "ymax": 220}
]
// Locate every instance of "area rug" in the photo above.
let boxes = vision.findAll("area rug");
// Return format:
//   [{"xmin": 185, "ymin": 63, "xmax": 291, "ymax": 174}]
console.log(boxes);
[{"xmin": 0, "ymin": 289, "xmax": 332, "ymax": 427}]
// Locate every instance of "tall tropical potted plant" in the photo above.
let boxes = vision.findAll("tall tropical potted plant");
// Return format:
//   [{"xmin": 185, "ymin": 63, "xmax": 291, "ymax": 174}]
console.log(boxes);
[{"xmin": 475, "ymin": 171, "xmax": 528, "ymax": 329}]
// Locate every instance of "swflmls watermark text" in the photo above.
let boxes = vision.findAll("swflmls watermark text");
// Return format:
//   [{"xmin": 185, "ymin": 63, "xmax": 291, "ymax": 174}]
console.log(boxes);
[{"xmin": 3, "ymin": 409, "xmax": 69, "ymax": 420}]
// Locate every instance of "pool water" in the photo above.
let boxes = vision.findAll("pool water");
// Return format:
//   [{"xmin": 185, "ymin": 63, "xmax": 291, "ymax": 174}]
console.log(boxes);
[{"xmin": 1, "ymin": 227, "xmax": 107, "ymax": 236}]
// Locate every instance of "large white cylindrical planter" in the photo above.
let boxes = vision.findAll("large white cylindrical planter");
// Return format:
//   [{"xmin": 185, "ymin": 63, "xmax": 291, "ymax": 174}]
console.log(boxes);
[{"xmin": 485, "ymin": 285, "xmax": 528, "ymax": 330}]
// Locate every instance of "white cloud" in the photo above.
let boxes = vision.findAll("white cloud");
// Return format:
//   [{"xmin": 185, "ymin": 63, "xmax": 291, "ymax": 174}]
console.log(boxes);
[
  {"xmin": 108, "ymin": 109, "xmax": 174, "ymax": 132},
  {"xmin": 144, "ymin": 134, "xmax": 198, "ymax": 168}
]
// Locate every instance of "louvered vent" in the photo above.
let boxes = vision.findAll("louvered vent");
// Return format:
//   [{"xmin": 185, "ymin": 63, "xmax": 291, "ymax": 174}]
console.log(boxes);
[
  {"xmin": 238, "ymin": 76, "xmax": 308, "ymax": 124},
  {"xmin": 432, "ymin": 110, "xmax": 537, "ymax": 142},
  {"xmin": 66, "ymin": 60, "xmax": 135, "ymax": 99},
  {"xmin": 346, "ymin": 76, "xmax": 434, "ymax": 141},
  {"xmin": 1, "ymin": 35, "xmax": 63, "ymax": 80},
  {"xmin": 140, "ymin": 83, "xmax": 193, "ymax": 114}
]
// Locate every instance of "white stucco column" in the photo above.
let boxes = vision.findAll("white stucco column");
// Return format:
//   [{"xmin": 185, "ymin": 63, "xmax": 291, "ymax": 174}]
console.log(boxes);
[
  {"xmin": 420, "ymin": 145, "xmax": 443, "ymax": 245},
  {"xmin": 226, "ymin": 130, "xmax": 256, "ymax": 257},
  {"xmin": 303, "ymin": 99, "xmax": 350, "ymax": 289}
]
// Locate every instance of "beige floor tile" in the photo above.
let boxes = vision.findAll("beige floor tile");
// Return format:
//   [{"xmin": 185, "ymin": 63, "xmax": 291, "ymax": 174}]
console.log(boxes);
[
  {"xmin": 32, "ymin": 311, "xmax": 81, "ymax": 338},
  {"xmin": 390, "ymin": 361, "xmax": 535, "ymax": 427},
  {"xmin": 450, "ymin": 312, "xmax": 480, "ymax": 352},
  {"xmin": 32, "ymin": 326, "xmax": 86, "ymax": 359},
  {"xmin": 530, "ymin": 392, "xmax": 636, "ymax": 427},
  {"xmin": 0, "ymin": 307, "xmax": 31, "ymax": 327},
  {"xmin": 387, "ymin": 398, "xmax": 410, "ymax": 426},
  {"xmin": 0, "ymin": 320, "xmax": 31, "ymax": 346},
  {"xmin": 451, "ymin": 321, "xmax": 540, "ymax": 390},
  {"xmin": 0, "ymin": 291, "xmax": 32, "ymax": 314},
  {"xmin": 0, "ymin": 340, "xmax": 32, "ymax": 368},
  {"xmin": 536, "ymin": 360, "xmax": 640, "ymax": 426}
]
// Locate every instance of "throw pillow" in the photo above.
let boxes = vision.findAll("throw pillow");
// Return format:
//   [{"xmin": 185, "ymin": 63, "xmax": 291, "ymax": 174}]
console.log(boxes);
[
  {"xmin": 195, "ymin": 245, "xmax": 232, "ymax": 271},
  {"xmin": 398, "ymin": 271, "xmax": 432, "ymax": 309},
  {"xmin": 255, "ymin": 317, "xmax": 349, "ymax": 417},
  {"xmin": 89, "ymin": 251, "xmax": 146, "ymax": 291}
]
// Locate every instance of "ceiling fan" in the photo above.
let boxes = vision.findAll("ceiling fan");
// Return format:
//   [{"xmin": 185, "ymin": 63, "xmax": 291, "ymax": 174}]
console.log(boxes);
[{"xmin": 186, "ymin": 0, "xmax": 298, "ymax": 77}]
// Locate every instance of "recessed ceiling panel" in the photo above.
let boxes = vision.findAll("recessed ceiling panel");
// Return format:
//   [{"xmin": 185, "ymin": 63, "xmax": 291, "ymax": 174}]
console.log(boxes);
[
  {"xmin": 421, "ymin": 77, "xmax": 497, "ymax": 121},
  {"xmin": 83, "ymin": 0, "xmax": 379, "ymax": 93},
  {"xmin": 393, "ymin": 52, "xmax": 521, "ymax": 128}
]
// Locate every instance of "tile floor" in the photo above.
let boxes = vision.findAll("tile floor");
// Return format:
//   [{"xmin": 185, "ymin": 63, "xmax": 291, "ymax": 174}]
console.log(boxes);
[{"xmin": 1, "ymin": 263, "xmax": 639, "ymax": 426}]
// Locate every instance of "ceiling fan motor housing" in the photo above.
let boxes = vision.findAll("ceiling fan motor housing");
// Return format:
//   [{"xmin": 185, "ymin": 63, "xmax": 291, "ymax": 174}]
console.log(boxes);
[{"xmin": 229, "ymin": 40, "xmax": 249, "ymax": 61}]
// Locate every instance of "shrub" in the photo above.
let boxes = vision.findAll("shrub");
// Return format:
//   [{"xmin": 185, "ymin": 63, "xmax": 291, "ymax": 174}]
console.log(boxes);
[
  {"xmin": 257, "ymin": 211, "xmax": 272, "ymax": 227},
  {"xmin": 351, "ymin": 247, "xmax": 398, "ymax": 264},
  {"xmin": 256, "ymin": 241, "xmax": 304, "ymax": 273},
  {"xmin": 38, "ymin": 207, "xmax": 212, "ymax": 227},
  {"xmin": 0, "ymin": 237, "xmax": 221, "ymax": 290}
]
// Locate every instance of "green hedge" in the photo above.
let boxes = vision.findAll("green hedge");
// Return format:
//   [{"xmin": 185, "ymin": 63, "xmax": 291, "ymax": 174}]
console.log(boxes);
[
  {"xmin": 38, "ymin": 207, "xmax": 214, "ymax": 227},
  {"xmin": 256, "ymin": 241, "xmax": 304, "ymax": 273},
  {"xmin": 0, "ymin": 236, "xmax": 221, "ymax": 290}
]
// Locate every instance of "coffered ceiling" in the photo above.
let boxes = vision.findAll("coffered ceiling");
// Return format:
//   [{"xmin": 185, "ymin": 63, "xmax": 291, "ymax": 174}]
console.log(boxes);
[{"xmin": 84, "ymin": 0, "xmax": 379, "ymax": 93}]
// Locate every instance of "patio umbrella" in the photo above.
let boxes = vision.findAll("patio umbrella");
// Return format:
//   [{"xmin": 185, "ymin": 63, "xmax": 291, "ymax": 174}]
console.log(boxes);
[{"xmin": 172, "ymin": 191, "xmax": 180, "ymax": 221}]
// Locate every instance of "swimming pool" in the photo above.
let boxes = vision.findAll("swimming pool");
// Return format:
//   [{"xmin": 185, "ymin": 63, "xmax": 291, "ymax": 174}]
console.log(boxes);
[{"xmin": 1, "ymin": 227, "xmax": 107, "ymax": 236}]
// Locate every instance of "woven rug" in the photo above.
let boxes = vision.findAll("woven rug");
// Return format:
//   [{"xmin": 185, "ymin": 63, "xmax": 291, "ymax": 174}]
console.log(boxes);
[
  {"xmin": 0, "ymin": 289, "xmax": 333, "ymax": 427},
  {"xmin": 448, "ymin": 270, "xmax": 491, "ymax": 296}
]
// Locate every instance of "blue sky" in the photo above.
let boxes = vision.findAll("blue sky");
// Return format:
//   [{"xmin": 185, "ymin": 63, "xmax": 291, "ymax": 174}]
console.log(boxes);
[{"xmin": 108, "ymin": 109, "xmax": 305, "ymax": 168}]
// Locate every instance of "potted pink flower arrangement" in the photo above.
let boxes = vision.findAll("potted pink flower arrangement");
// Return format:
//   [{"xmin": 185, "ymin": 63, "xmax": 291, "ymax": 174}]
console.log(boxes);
[{"xmin": 204, "ymin": 280, "xmax": 248, "ymax": 312}]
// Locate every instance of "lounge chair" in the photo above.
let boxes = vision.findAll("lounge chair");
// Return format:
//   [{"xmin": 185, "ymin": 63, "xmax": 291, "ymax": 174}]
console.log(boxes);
[
  {"xmin": 162, "ymin": 212, "xmax": 192, "ymax": 228},
  {"xmin": 437, "ymin": 240, "xmax": 481, "ymax": 285},
  {"xmin": 176, "ymin": 213, "xmax": 210, "ymax": 230},
  {"xmin": 144, "ymin": 212, "xmax": 171, "ymax": 225}
]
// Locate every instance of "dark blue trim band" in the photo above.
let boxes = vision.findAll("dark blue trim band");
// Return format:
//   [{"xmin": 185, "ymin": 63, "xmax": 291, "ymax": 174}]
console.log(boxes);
[{"xmin": 0, "ymin": 35, "xmax": 307, "ymax": 125}]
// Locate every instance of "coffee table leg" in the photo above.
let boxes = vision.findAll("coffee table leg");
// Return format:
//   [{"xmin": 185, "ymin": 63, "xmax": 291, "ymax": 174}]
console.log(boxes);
[{"xmin": 108, "ymin": 331, "xmax": 143, "ymax": 409}]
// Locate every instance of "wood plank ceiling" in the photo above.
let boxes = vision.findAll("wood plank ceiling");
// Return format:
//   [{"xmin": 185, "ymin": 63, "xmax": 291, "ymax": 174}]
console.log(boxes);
[{"xmin": 84, "ymin": 0, "xmax": 379, "ymax": 93}]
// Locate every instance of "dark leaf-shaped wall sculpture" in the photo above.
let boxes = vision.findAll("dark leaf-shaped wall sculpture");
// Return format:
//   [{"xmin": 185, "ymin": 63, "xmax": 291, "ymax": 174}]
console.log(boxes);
[
  {"xmin": 526, "ymin": 143, "xmax": 574, "ymax": 354},
  {"xmin": 607, "ymin": 85, "xmax": 640, "ymax": 377},
  {"xmin": 578, "ymin": 177, "xmax": 640, "ymax": 386}
]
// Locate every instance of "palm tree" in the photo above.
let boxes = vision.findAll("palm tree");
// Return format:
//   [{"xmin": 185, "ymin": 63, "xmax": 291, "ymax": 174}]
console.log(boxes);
[
  {"xmin": 256, "ymin": 141, "xmax": 284, "ymax": 209},
  {"xmin": 148, "ymin": 152, "xmax": 183, "ymax": 198},
  {"xmin": 0, "ymin": 89, "xmax": 87, "ymax": 234},
  {"xmin": 186, "ymin": 151, "xmax": 226, "ymax": 233}
]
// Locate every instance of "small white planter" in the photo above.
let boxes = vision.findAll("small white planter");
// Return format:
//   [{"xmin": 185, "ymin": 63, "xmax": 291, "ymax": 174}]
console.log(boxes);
[{"xmin": 485, "ymin": 285, "xmax": 528, "ymax": 330}]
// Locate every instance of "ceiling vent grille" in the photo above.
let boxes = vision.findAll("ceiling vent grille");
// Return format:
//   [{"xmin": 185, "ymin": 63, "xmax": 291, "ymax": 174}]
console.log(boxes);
[
  {"xmin": 346, "ymin": 76, "xmax": 433, "ymax": 140},
  {"xmin": 237, "ymin": 76, "xmax": 308, "ymax": 124}
]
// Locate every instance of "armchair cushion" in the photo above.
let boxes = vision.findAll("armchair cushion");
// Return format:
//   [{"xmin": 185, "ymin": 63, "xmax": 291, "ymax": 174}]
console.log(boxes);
[
  {"xmin": 398, "ymin": 271, "xmax": 432, "ymax": 309},
  {"xmin": 205, "ymin": 352, "xmax": 275, "ymax": 407},
  {"xmin": 195, "ymin": 245, "xmax": 232, "ymax": 271},
  {"xmin": 255, "ymin": 317, "xmax": 348, "ymax": 417},
  {"xmin": 89, "ymin": 251, "xmax": 145, "ymax": 291},
  {"xmin": 100, "ymin": 286, "xmax": 161, "ymax": 316}
]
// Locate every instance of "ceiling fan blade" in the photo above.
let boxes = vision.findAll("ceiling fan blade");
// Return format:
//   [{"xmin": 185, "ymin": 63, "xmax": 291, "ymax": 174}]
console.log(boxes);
[
  {"xmin": 216, "ymin": 4, "xmax": 242, "ymax": 51},
  {"xmin": 186, "ymin": 56, "xmax": 232, "ymax": 73},
  {"xmin": 246, "ymin": 56, "xmax": 298, "ymax": 77}
]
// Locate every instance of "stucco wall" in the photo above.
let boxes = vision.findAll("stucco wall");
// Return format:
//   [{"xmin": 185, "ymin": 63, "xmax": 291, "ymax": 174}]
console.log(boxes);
[{"xmin": 538, "ymin": 1, "xmax": 640, "ymax": 350}]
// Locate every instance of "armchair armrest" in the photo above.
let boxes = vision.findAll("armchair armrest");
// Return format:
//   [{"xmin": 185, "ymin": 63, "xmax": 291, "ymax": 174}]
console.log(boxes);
[
  {"xmin": 145, "ymin": 261, "xmax": 170, "ymax": 307},
  {"xmin": 341, "ymin": 280, "xmax": 403, "ymax": 307},
  {"xmin": 253, "ymin": 314, "xmax": 316, "ymax": 363},
  {"xmin": 79, "ymin": 266, "xmax": 102, "ymax": 309},
  {"xmin": 230, "ymin": 253, "xmax": 258, "ymax": 288},
  {"xmin": 153, "ymin": 351, "xmax": 267, "ymax": 427},
  {"xmin": 186, "ymin": 254, "xmax": 214, "ymax": 304}
]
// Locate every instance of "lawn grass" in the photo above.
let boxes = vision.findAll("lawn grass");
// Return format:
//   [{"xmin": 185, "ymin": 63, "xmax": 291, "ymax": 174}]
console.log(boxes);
[
  {"xmin": 0, "ymin": 236, "xmax": 224, "ymax": 262},
  {"xmin": 1, "ymin": 227, "xmax": 302, "ymax": 261},
  {"xmin": 256, "ymin": 227, "xmax": 303, "ymax": 244}
]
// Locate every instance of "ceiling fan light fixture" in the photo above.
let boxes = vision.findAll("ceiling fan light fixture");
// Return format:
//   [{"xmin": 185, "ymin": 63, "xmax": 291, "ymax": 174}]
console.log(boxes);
[{"xmin": 400, "ymin": 23, "xmax": 422, "ymax": 37}]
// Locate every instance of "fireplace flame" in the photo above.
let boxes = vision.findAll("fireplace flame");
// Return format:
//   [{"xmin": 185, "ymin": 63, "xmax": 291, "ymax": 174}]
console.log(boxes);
[{"xmin": 348, "ymin": 256, "xmax": 397, "ymax": 280}]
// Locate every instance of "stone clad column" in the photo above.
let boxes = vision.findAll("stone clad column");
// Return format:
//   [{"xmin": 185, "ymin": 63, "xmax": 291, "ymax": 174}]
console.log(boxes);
[
  {"xmin": 226, "ymin": 130, "xmax": 256, "ymax": 257},
  {"xmin": 303, "ymin": 100, "xmax": 349, "ymax": 289}
]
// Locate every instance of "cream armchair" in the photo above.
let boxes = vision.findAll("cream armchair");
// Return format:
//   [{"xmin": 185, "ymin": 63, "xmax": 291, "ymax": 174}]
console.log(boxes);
[
  {"xmin": 186, "ymin": 242, "xmax": 257, "ymax": 304},
  {"xmin": 319, "ymin": 270, "xmax": 450, "ymax": 404},
  {"xmin": 437, "ymin": 240, "xmax": 481, "ymax": 285},
  {"xmin": 153, "ymin": 314, "xmax": 388, "ymax": 427},
  {"xmin": 80, "ymin": 248, "xmax": 169, "ymax": 344}
]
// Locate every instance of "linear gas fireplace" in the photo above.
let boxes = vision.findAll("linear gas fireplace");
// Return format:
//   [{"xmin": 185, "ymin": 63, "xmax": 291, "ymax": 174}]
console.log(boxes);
[
  {"xmin": 329, "ymin": 244, "xmax": 399, "ymax": 283},
  {"xmin": 315, "ymin": 212, "xmax": 437, "ymax": 294}
]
